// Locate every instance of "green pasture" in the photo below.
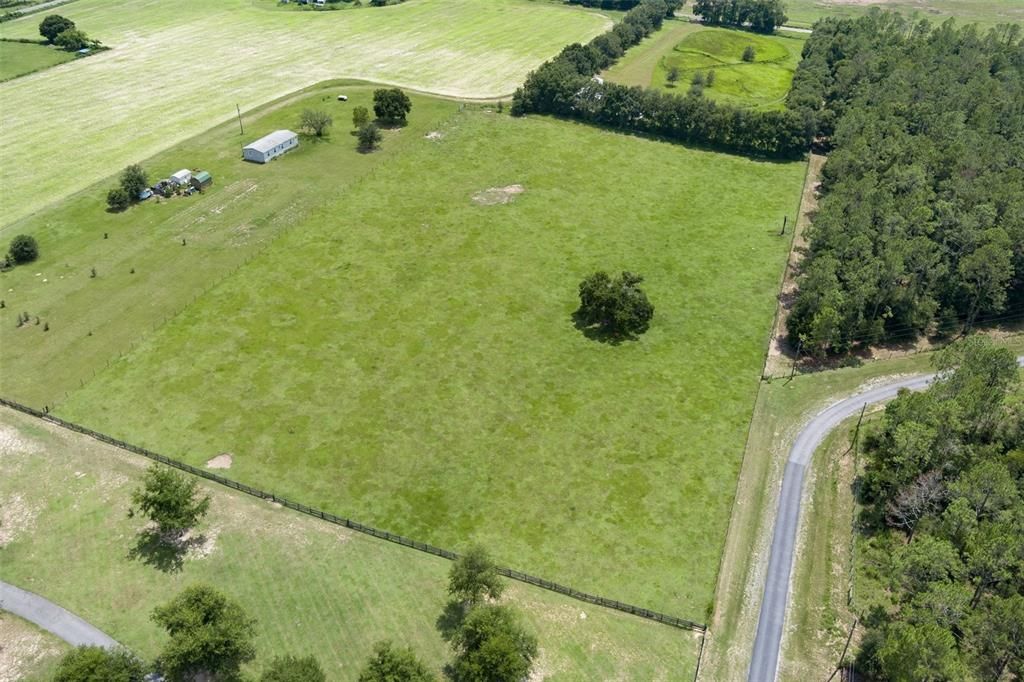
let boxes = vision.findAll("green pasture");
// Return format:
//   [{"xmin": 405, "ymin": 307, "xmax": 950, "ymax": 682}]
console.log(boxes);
[
  {"xmin": 0, "ymin": 40, "xmax": 75, "ymax": 81},
  {"xmin": 656, "ymin": 28, "xmax": 804, "ymax": 109},
  {"xmin": 31, "ymin": 95, "xmax": 809, "ymax": 618},
  {"xmin": 0, "ymin": 407, "xmax": 699, "ymax": 679},
  {"xmin": 0, "ymin": 84, "xmax": 458, "ymax": 408},
  {"xmin": 0, "ymin": 0, "xmax": 610, "ymax": 226}
]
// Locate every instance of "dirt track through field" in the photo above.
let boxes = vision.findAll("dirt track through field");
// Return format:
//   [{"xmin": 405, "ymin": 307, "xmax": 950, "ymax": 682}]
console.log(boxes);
[{"xmin": 0, "ymin": 0, "xmax": 609, "ymax": 227}]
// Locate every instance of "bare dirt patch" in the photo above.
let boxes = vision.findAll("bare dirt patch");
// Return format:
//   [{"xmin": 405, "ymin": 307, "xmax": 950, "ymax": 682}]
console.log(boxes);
[
  {"xmin": 0, "ymin": 613, "xmax": 63, "ymax": 682},
  {"xmin": 471, "ymin": 184, "xmax": 524, "ymax": 206},
  {"xmin": 206, "ymin": 452, "xmax": 233, "ymax": 469},
  {"xmin": 0, "ymin": 493, "xmax": 40, "ymax": 548}
]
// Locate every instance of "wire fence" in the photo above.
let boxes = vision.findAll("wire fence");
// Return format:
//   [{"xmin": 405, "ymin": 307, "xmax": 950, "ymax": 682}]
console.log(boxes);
[{"xmin": 0, "ymin": 395, "xmax": 707, "ymax": 634}]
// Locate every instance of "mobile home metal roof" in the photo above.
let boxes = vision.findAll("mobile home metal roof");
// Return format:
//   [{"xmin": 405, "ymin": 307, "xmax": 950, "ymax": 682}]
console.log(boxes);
[{"xmin": 244, "ymin": 130, "xmax": 298, "ymax": 154}]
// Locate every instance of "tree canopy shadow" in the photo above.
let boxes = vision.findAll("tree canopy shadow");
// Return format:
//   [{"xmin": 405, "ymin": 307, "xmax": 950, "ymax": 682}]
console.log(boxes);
[
  {"xmin": 436, "ymin": 599, "xmax": 467, "ymax": 643},
  {"xmin": 570, "ymin": 310, "xmax": 635, "ymax": 345},
  {"xmin": 127, "ymin": 528, "xmax": 204, "ymax": 574}
]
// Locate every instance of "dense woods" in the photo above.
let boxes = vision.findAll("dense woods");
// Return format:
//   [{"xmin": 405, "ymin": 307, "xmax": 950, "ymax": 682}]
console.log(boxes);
[
  {"xmin": 511, "ymin": 0, "xmax": 811, "ymax": 158},
  {"xmin": 785, "ymin": 13, "xmax": 1024, "ymax": 355},
  {"xmin": 692, "ymin": 0, "xmax": 788, "ymax": 33},
  {"xmin": 857, "ymin": 338, "xmax": 1024, "ymax": 680}
]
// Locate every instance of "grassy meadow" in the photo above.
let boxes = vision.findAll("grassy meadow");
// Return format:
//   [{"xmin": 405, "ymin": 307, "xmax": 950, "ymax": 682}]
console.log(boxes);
[
  {"xmin": 0, "ymin": 84, "xmax": 460, "ymax": 407},
  {"xmin": 0, "ymin": 40, "xmax": 75, "ymax": 81},
  {"xmin": 779, "ymin": 0, "xmax": 1024, "ymax": 29},
  {"xmin": 0, "ymin": 0, "xmax": 610, "ymax": 226},
  {"xmin": 605, "ymin": 23, "xmax": 804, "ymax": 110},
  {"xmin": 23, "ymin": 94, "xmax": 810, "ymax": 619},
  {"xmin": 0, "ymin": 407, "xmax": 700, "ymax": 680}
]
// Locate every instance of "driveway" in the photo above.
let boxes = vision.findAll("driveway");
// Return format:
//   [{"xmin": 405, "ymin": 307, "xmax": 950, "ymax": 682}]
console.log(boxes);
[{"xmin": 1, "ymin": 581, "xmax": 119, "ymax": 649}]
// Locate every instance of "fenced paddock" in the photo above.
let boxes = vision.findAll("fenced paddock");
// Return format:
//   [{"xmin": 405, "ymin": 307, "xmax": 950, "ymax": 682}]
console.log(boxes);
[{"xmin": 0, "ymin": 396, "xmax": 706, "ymax": 634}]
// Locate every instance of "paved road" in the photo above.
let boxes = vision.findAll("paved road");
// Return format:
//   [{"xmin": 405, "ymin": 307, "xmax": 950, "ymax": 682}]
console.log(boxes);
[
  {"xmin": 1, "ymin": 581, "xmax": 119, "ymax": 648},
  {"xmin": 746, "ymin": 356, "xmax": 1024, "ymax": 681}
]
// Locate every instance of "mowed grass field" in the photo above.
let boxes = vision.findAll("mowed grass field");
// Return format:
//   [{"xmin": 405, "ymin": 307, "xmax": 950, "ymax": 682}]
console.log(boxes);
[
  {"xmin": 0, "ymin": 84, "xmax": 460, "ymax": 407},
  {"xmin": 38, "ymin": 100, "xmax": 809, "ymax": 618},
  {"xmin": 0, "ymin": 40, "xmax": 75, "ymax": 82},
  {"xmin": 605, "ymin": 24, "xmax": 804, "ymax": 110},
  {"xmin": 0, "ymin": 408, "xmax": 700, "ymax": 679},
  {"xmin": 0, "ymin": 0, "xmax": 610, "ymax": 226},
  {"xmin": 780, "ymin": 0, "xmax": 1024, "ymax": 29}
]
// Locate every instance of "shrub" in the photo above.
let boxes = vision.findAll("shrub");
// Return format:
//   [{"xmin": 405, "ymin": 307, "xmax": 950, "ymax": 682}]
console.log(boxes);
[
  {"xmin": 55, "ymin": 28, "xmax": 91, "ymax": 51},
  {"xmin": 450, "ymin": 605, "xmax": 537, "ymax": 682},
  {"xmin": 39, "ymin": 14, "xmax": 74, "ymax": 43},
  {"xmin": 358, "ymin": 642, "xmax": 434, "ymax": 682},
  {"xmin": 261, "ymin": 654, "xmax": 326, "ymax": 682},
  {"xmin": 107, "ymin": 187, "xmax": 130, "ymax": 211},
  {"xmin": 742, "ymin": 45, "xmax": 756, "ymax": 62},
  {"xmin": 54, "ymin": 646, "xmax": 145, "ymax": 682},
  {"xmin": 357, "ymin": 122, "xmax": 382, "ymax": 151},
  {"xmin": 352, "ymin": 105, "xmax": 370, "ymax": 129},
  {"xmin": 706, "ymin": 69, "xmax": 717, "ymax": 86},
  {"xmin": 666, "ymin": 65, "xmax": 680, "ymax": 85},
  {"xmin": 9, "ymin": 234, "xmax": 39, "ymax": 264},
  {"xmin": 373, "ymin": 88, "xmax": 412, "ymax": 126}
]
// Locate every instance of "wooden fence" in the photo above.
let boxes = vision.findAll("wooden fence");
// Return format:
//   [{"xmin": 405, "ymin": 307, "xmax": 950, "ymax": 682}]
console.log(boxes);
[{"xmin": 0, "ymin": 396, "xmax": 706, "ymax": 633}]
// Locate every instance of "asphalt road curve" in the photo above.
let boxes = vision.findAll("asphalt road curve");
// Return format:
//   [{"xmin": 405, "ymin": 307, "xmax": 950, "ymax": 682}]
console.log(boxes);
[
  {"xmin": 747, "ymin": 356, "xmax": 1024, "ymax": 681},
  {"xmin": 1, "ymin": 581, "xmax": 120, "ymax": 649}
]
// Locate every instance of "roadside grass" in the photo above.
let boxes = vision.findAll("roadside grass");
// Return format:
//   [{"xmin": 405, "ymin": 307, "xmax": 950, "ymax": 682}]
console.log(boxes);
[
  {"xmin": 0, "ymin": 611, "xmax": 67, "ymax": 682},
  {"xmin": 653, "ymin": 28, "xmax": 805, "ymax": 110},
  {"xmin": 40, "ymin": 103, "xmax": 809, "ymax": 618},
  {"xmin": 779, "ymin": 0, "xmax": 1024, "ymax": 29},
  {"xmin": 700, "ymin": 334, "xmax": 1024, "ymax": 680},
  {"xmin": 0, "ymin": 83, "xmax": 459, "ymax": 407},
  {"xmin": 0, "ymin": 40, "xmax": 74, "ymax": 81},
  {"xmin": 0, "ymin": 407, "xmax": 698, "ymax": 679},
  {"xmin": 0, "ymin": 0, "xmax": 611, "ymax": 226}
]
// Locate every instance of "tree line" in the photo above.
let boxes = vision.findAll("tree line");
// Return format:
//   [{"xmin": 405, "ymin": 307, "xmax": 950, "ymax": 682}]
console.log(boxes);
[
  {"xmin": 692, "ymin": 0, "xmax": 788, "ymax": 33},
  {"xmin": 854, "ymin": 337, "xmax": 1024, "ymax": 680},
  {"xmin": 511, "ymin": 0, "xmax": 810, "ymax": 158},
  {"xmin": 785, "ymin": 12, "xmax": 1024, "ymax": 355}
]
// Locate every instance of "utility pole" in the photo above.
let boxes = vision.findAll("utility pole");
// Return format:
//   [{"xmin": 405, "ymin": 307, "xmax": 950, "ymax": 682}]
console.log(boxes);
[{"xmin": 236, "ymin": 104, "xmax": 244, "ymax": 136}]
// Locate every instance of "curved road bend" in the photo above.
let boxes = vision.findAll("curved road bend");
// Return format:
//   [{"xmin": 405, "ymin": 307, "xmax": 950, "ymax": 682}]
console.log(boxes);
[
  {"xmin": 747, "ymin": 356, "xmax": 1024, "ymax": 682},
  {"xmin": 1, "ymin": 581, "xmax": 119, "ymax": 648}
]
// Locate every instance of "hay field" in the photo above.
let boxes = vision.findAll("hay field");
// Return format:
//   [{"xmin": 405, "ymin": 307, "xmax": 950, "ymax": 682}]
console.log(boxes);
[{"xmin": 0, "ymin": 0, "xmax": 609, "ymax": 225}]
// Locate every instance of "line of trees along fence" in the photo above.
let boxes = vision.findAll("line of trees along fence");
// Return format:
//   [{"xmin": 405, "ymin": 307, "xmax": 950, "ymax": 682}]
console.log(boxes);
[{"xmin": 0, "ymin": 396, "xmax": 706, "ymax": 634}]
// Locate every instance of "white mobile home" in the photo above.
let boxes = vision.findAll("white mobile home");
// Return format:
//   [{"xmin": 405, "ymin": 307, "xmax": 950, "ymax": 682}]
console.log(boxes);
[
  {"xmin": 170, "ymin": 169, "xmax": 192, "ymax": 185},
  {"xmin": 243, "ymin": 130, "xmax": 299, "ymax": 164}
]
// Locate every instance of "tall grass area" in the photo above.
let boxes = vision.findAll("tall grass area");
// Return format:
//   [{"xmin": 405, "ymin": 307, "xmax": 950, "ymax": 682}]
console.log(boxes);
[
  {"xmin": 653, "ymin": 29, "xmax": 804, "ymax": 110},
  {"xmin": 0, "ymin": 408, "xmax": 698, "ymax": 679},
  {"xmin": 0, "ymin": 40, "xmax": 74, "ymax": 81},
  {"xmin": 605, "ymin": 23, "xmax": 804, "ymax": 110},
  {"xmin": 0, "ymin": 0, "xmax": 610, "ymax": 225},
  {"xmin": 0, "ymin": 84, "xmax": 459, "ymax": 407},
  {"xmin": 50, "ymin": 102, "xmax": 807, "ymax": 618}
]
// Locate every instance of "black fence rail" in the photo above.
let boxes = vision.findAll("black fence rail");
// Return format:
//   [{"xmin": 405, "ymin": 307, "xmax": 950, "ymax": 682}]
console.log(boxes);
[{"xmin": 0, "ymin": 396, "xmax": 706, "ymax": 633}]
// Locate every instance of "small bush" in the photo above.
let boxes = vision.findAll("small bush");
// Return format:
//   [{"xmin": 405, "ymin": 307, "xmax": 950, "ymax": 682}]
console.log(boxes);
[
  {"xmin": 107, "ymin": 187, "xmax": 131, "ymax": 212},
  {"xmin": 54, "ymin": 646, "xmax": 145, "ymax": 682},
  {"xmin": 742, "ymin": 45, "xmax": 756, "ymax": 62},
  {"xmin": 357, "ymin": 122, "xmax": 382, "ymax": 152},
  {"xmin": 691, "ymin": 71, "xmax": 705, "ymax": 86},
  {"xmin": 706, "ymin": 69, "xmax": 717, "ymax": 87},
  {"xmin": 352, "ymin": 105, "xmax": 370, "ymax": 129},
  {"xmin": 9, "ymin": 234, "xmax": 39, "ymax": 264}
]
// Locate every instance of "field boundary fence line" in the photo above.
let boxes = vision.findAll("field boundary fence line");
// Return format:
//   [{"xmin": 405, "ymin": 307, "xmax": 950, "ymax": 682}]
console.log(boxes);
[{"xmin": 0, "ymin": 396, "xmax": 707, "ymax": 634}]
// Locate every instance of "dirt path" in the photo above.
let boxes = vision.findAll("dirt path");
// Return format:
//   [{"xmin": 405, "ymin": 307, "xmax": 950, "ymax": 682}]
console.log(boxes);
[{"xmin": 0, "ymin": 581, "xmax": 119, "ymax": 649}]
